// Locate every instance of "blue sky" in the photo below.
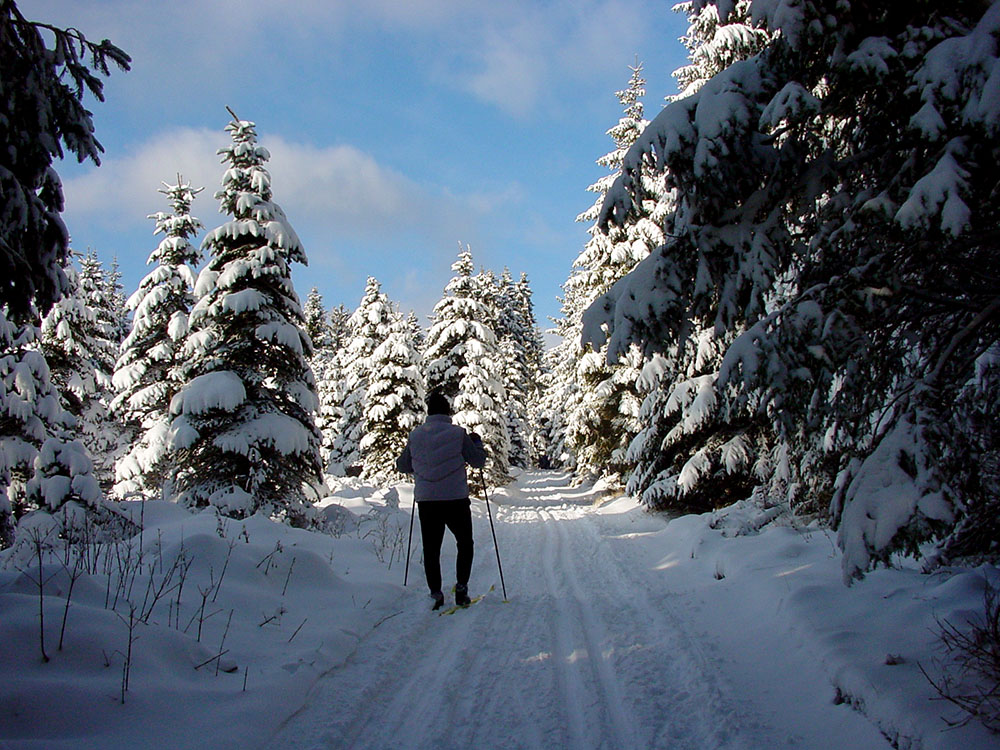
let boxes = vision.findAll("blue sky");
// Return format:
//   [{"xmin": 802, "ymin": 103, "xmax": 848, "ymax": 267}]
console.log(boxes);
[{"xmin": 23, "ymin": 1, "xmax": 690, "ymax": 340}]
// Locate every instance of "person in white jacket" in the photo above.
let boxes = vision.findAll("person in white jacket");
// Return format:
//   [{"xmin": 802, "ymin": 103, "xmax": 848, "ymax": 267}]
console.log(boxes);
[{"xmin": 396, "ymin": 391, "xmax": 487, "ymax": 609}]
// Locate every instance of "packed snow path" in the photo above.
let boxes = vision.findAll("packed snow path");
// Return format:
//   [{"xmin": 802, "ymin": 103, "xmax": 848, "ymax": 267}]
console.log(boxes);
[{"xmin": 269, "ymin": 471, "xmax": 891, "ymax": 749}]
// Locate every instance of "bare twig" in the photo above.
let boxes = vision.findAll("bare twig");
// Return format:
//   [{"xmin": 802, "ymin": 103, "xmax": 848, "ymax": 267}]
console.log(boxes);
[
  {"xmin": 287, "ymin": 618, "xmax": 307, "ymax": 643},
  {"xmin": 58, "ymin": 553, "xmax": 86, "ymax": 651},
  {"xmin": 281, "ymin": 557, "xmax": 296, "ymax": 597},
  {"xmin": 215, "ymin": 609, "xmax": 234, "ymax": 677},
  {"xmin": 212, "ymin": 540, "xmax": 236, "ymax": 603},
  {"xmin": 194, "ymin": 649, "xmax": 230, "ymax": 671}
]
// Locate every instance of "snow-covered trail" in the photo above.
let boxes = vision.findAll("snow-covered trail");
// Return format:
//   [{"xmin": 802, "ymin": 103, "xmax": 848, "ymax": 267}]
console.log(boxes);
[{"xmin": 268, "ymin": 471, "xmax": 890, "ymax": 750}]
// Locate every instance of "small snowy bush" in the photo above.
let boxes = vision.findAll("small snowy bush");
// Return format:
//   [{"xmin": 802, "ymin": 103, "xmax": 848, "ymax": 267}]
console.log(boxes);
[{"xmin": 924, "ymin": 575, "xmax": 1000, "ymax": 733}]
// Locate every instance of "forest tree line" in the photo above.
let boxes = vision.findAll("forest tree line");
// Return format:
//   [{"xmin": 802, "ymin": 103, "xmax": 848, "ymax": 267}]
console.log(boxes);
[{"xmin": 2, "ymin": 1, "xmax": 998, "ymax": 584}]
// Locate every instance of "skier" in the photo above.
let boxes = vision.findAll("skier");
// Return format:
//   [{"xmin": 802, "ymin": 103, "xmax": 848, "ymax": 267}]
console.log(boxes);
[{"xmin": 396, "ymin": 390, "xmax": 487, "ymax": 610}]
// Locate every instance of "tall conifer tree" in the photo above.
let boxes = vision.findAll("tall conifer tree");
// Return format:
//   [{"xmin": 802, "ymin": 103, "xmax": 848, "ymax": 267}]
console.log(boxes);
[
  {"xmin": 551, "ymin": 62, "xmax": 664, "ymax": 482},
  {"xmin": 169, "ymin": 118, "xmax": 321, "ymax": 524},
  {"xmin": 113, "ymin": 178, "xmax": 203, "ymax": 500},
  {"xmin": 590, "ymin": 1, "xmax": 1000, "ymax": 578},
  {"xmin": 0, "ymin": 4, "xmax": 127, "ymax": 544},
  {"xmin": 326, "ymin": 277, "xmax": 395, "ymax": 473},
  {"xmin": 424, "ymin": 248, "xmax": 493, "ymax": 399},
  {"xmin": 360, "ymin": 305, "xmax": 425, "ymax": 481}
]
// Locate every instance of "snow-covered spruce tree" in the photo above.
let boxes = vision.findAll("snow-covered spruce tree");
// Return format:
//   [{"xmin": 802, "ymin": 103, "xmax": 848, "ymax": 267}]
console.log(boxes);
[
  {"xmin": 496, "ymin": 269, "xmax": 542, "ymax": 469},
  {"xmin": 474, "ymin": 267, "xmax": 502, "ymax": 332},
  {"xmin": 555, "ymin": 61, "xmax": 666, "ymax": 484},
  {"xmin": 308, "ymin": 294, "xmax": 350, "ymax": 473},
  {"xmin": 454, "ymin": 328, "xmax": 510, "ymax": 487},
  {"xmin": 0, "ymin": 313, "xmax": 74, "ymax": 544},
  {"xmin": 405, "ymin": 310, "xmax": 425, "ymax": 354},
  {"xmin": 0, "ymin": 2, "xmax": 128, "ymax": 544},
  {"xmin": 20, "ymin": 254, "xmax": 110, "ymax": 520},
  {"xmin": 80, "ymin": 249, "xmax": 126, "ymax": 376},
  {"xmin": 170, "ymin": 118, "xmax": 321, "ymax": 525},
  {"xmin": 303, "ymin": 287, "xmax": 332, "ymax": 358},
  {"xmin": 536, "ymin": 339, "xmax": 576, "ymax": 470},
  {"xmin": 74, "ymin": 249, "xmax": 126, "ymax": 489},
  {"xmin": 512, "ymin": 273, "xmax": 547, "ymax": 466},
  {"xmin": 112, "ymin": 177, "xmax": 203, "ymax": 501},
  {"xmin": 0, "ymin": 2, "xmax": 130, "ymax": 323},
  {"xmin": 590, "ymin": 2, "xmax": 1000, "ymax": 579},
  {"xmin": 303, "ymin": 287, "xmax": 344, "ymax": 475},
  {"xmin": 328, "ymin": 303, "xmax": 351, "ymax": 352},
  {"xmin": 623, "ymin": 325, "xmax": 767, "ymax": 512},
  {"xmin": 41, "ymin": 259, "xmax": 109, "ymax": 426},
  {"xmin": 326, "ymin": 277, "xmax": 395, "ymax": 474},
  {"xmin": 360, "ymin": 305, "xmax": 425, "ymax": 481},
  {"xmin": 672, "ymin": 0, "xmax": 773, "ymax": 100},
  {"xmin": 602, "ymin": 2, "xmax": 772, "ymax": 513},
  {"xmin": 424, "ymin": 248, "xmax": 509, "ymax": 481},
  {"xmin": 103, "ymin": 257, "xmax": 131, "ymax": 349},
  {"xmin": 423, "ymin": 248, "xmax": 495, "ymax": 399},
  {"xmin": 315, "ymin": 367, "xmax": 343, "ymax": 475}
]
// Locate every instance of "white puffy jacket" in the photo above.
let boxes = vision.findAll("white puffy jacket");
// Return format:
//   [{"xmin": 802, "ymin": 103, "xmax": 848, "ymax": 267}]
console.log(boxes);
[{"xmin": 396, "ymin": 415, "xmax": 487, "ymax": 501}]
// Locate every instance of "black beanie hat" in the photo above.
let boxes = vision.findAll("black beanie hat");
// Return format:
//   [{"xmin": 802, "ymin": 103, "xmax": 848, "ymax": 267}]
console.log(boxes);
[{"xmin": 427, "ymin": 391, "xmax": 451, "ymax": 416}]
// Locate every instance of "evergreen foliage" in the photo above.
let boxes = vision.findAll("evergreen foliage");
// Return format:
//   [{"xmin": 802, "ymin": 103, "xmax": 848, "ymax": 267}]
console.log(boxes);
[
  {"xmin": 327, "ymin": 277, "xmax": 396, "ymax": 474},
  {"xmin": 454, "ymin": 330, "xmax": 510, "ymax": 486},
  {"xmin": 606, "ymin": 3, "xmax": 770, "ymax": 511},
  {"xmin": 424, "ymin": 248, "xmax": 510, "ymax": 482},
  {"xmin": 303, "ymin": 287, "xmax": 333, "ymax": 355},
  {"xmin": 423, "ymin": 248, "xmax": 494, "ymax": 399},
  {"xmin": 41, "ymin": 260, "xmax": 103, "ymax": 421},
  {"xmin": 113, "ymin": 178, "xmax": 203, "ymax": 500},
  {"xmin": 328, "ymin": 303, "xmax": 351, "ymax": 353},
  {"xmin": 0, "ymin": 1, "xmax": 129, "ymax": 324},
  {"xmin": 590, "ymin": 1, "xmax": 1000, "ymax": 579},
  {"xmin": 315, "ymin": 359, "xmax": 343, "ymax": 474},
  {"xmin": 0, "ymin": 2, "xmax": 127, "ymax": 543},
  {"xmin": 41, "ymin": 253, "xmax": 127, "ymax": 495},
  {"xmin": 6, "ymin": 257, "xmax": 107, "ymax": 529},
  {"xmin": 672, "ymin": 0, "xmax": 772, "ymax": 99},
  {"xmin": 495, "ymin": 269, "xmax": 543, "ymax": 469},
  {"xmin": 0, "ymin": 310, "xmax": 75, "ymax": 545},
  {"xmin": 103, "ymin": 257, "xmax": 131, "ymax": 349},
  {"xmin": 360, "ymin": 306, "xmax": 425, "ymax": 481},
  {"xmin": 169, "ymin": 118, "xmax": 321, "ymax": 525},
  {"xmin": 405, "ymin": 310, "xmax": 425, "ymax": 354},
  {"xmin": 552, "ymin": 62, "xmax": 665, "ymax": 482},
  {"xmin": 74, "ymin": 249, "xmax": 126, "ymax": 490},
  {"xmin": 305, "ymin": 290, "xmax": 347, "ymax": 473}
]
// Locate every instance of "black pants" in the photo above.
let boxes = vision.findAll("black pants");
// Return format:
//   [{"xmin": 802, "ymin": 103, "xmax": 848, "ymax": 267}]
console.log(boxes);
[{"xmin": 418, "ymin": 498, "xmax": 474, "ymax": 594}]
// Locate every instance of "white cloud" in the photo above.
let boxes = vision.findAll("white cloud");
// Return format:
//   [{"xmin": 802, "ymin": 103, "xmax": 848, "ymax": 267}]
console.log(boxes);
[
  {"xmin": 58, "ymin": 125, "xmax": 524, "ymax": 310},
  {"xmin": 442, "ymin": 0, "xmax": 654, "ymax": 117},
  {"xmin": 460, "ymin": 10, "xmax": 548, "ymax": 117},
  {"xmin": 265, "ymin": 139, "xmax": 427, "ymax": 230},
  {"xmin": 62, "ymin": 127, "xmax": 446, "ymax": 235},
  {"xmin": 61, "ymin": 127, "xmax": 222, "ymax": 233},
  {"xmin": 26, "ymin": 0, "xmax": 661, "ymax": 121}
]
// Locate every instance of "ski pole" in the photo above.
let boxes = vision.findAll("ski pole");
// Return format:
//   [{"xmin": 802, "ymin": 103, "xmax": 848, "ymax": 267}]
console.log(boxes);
[
  {"xmin": 404, "ymin": 496, "xmax": 416, "ymax": 586},
  {"xmin": 480, "ymin": 468, "xmax": 507, "ymax": 600}
]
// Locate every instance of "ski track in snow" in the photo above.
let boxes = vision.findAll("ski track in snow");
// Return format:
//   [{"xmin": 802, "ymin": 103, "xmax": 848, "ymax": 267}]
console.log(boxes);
[{"xmin": 266, "ymin": 472, "xmax": 859, "ymax": 749}]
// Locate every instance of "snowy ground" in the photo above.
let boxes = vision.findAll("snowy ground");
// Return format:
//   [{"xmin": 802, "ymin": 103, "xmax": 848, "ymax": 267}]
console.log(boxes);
[{"xmin": 1, "ymin": 470, "xmax": 997, "ymax": 749}]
